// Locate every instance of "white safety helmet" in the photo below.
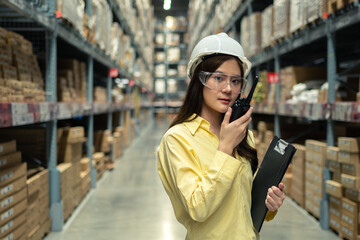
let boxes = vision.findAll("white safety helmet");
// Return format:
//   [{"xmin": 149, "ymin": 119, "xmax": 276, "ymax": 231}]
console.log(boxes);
[{"xmin": 187, "ymin": 32, "xmax": 252, "ymax": 79}]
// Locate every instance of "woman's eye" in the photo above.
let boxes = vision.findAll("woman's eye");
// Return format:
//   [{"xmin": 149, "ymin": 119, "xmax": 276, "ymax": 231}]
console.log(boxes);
[
  {"xmin": 213, "ymin": 76, "xmax": 223, "ymax": 81},
  {"xmin": 232, "ymin": 79, "xmax": 241, "ymax": 85}
]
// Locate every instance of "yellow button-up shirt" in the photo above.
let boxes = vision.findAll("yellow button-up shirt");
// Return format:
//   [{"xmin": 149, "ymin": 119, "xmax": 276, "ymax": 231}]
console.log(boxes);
[{"xmin": 157, "ymin": 115, "xmax": 276, "ymax": 239}]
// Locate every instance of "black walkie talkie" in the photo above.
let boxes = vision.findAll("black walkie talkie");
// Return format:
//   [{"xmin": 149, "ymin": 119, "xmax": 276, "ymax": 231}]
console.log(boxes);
[{"xmin": 230, "ymin": 76, "xmax": 258, "ymax": 122}]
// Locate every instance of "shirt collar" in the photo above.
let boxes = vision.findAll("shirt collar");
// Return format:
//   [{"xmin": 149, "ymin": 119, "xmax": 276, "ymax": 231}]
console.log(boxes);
[{"xmin": 183, "ymin": 114, "xmax": 211, "ymax": 136}]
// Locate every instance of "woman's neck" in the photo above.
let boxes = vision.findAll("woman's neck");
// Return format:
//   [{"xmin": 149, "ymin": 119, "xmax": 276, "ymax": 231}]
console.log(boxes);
[{"xmin": 200, "ymin": 109, "xmax": 222, "ymax": 138}]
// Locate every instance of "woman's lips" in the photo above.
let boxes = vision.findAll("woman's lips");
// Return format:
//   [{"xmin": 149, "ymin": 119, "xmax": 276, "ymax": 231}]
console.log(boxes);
[{"xmin": 219, "ymin": 98, "xmax": 230, "ymax": 104}]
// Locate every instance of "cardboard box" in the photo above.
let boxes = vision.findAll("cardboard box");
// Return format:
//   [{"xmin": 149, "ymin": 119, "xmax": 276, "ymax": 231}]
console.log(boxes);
[
  {"xmin": 0, "ymin": 198, "xmax": 27, "ymax": 225},
  {"xmin": 338, "ymin": 137, "xmax": 360, "ymax": 153},
  {"xmin": 0, "ymin": 187, "xmax": 26, "ymax": 213},
  {"xmin": 329, "ymin": 214, "xmax": 341, "ymax": 233},
  {"xmin": 0, "ymin": 211, "xmax": 26, "ymax": 238},
  {"xmin": 58, "ymin": 141, "xmax": 84, "ymax": 163},
  {"xmin": 26, "ymin": 173, "xmax": 40, "ymax": 196},
  {"xmin": 333, "ymin": 172, "xmax": 342, "ymax": 183},
  {"xmin": 1, "ymin": 218, "xmax": 27, "ymax": 240},
  {"xmin": 0, "ymin": 163, "xmax": 26, "ymax": 187},
  {"xmin": 341, "ymin": 174, "xmax": 360, "ymax": 190},
  {"xmin": 345, "ymin": 188, "xmax": 360, "ymax": 203},
  {"xmin": 0, "ymin": 163, "xmax": 26, "ymax": 186},
  {"xmin": 0, "ymin": 140, "xmax": 16, "ymax": 157},
  {"xmin": 60, "ymin": 126, "xmax": 85, "ymax": 141},
  {"xmin": 0, "ymin": 151, "xmax": 21, "ymax": 171},
  {"xmin": 338, "ymin": 151, "xmax": 360, "ymax": 164},
  {"xmin": 80, "ymin": 157, "xmax": 90, "ymax": 172},
  {"xmin": 341, "ymin": 223, "xmax": 359, "ymax": 240},
  {"xmin": 0, "ymin": 176, "xmax": 26, "ymax": 201},
  {"xmin": 342, "ymin": 162, "xmax": 360, "ymax": 177},
  {"xmin": 327, "ymin": 146, "xmax": 339, "ymax": 162},
  {"xmin": 328, "ymin": 160, "xmax": 341, "ymax": 174},
  {"xmin": 326, "ymin": 180, "xmax": 343, "ymax": 198}
]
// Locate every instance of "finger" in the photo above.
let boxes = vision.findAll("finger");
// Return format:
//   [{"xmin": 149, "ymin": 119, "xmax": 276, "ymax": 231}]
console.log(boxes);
[
  {"xmin": 223, "ymin": 107, "xmax": 232, "ymax": 124},
  {"xmin": 270, "ymin": 186, "xmax": 285, "ymax": 199},
  {"xmin": 233, "ymin": 107, "xmax": 253, "ymax": 126},
  {"xmin": 265, "ymin": 198, "xmax": 277, "ymax": 211},
  {"xmin": 237, "ymin": 107, "xmax": 253, "ymax": 123},
  {"xmin": 278, "ymin": 183, "xmax": 285, "ymax": 191}
]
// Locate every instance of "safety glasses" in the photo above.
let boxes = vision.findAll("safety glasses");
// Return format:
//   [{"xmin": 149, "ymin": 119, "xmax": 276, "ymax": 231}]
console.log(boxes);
[{"xmin": 198, "ymin": 71, "xmax": 247, "ymax": 94}]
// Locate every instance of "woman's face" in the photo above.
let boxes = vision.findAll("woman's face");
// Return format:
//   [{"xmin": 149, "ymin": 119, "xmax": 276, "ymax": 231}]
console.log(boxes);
[{"xmin": 201, "ymin": 58, "xmax": 242, "ymax": 116}]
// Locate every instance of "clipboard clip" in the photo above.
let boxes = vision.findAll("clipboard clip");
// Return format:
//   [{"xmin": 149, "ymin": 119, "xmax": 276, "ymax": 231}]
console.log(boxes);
[{"xmin": 274, "ymin": 139, "xmax": 288, "ymax": 155}]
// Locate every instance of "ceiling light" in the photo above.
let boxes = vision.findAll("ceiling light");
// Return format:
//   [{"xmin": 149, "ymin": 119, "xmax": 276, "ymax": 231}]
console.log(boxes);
[{"xmin": 163, "ymin": 0, "xmax": 171, "ymax": 10}]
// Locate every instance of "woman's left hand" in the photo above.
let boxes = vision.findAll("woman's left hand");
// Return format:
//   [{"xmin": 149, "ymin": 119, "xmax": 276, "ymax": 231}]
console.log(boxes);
[{"xmin": 265, "ymin": 183, "xmax": 285, "ymax": 212}]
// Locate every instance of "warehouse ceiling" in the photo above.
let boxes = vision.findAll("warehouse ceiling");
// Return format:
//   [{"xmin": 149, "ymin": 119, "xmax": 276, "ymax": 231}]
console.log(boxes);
[{"xmin": 151, "ymin": 0, "xmax": 189, "ymax": 19}]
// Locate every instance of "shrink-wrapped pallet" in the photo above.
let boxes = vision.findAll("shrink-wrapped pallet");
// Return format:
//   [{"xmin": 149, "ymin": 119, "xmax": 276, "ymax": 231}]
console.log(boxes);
[
  {"xmin": 240, "ymin": 15, "xmax": 250, "ymax": 57},
  {"xmin": 111, "ymin": 23, "xmax": 123, "ymax": 61},
  {"xmin": 305, "ymin": 0, "xmax": 327, "ymax": 24},
  {"xmin": 261, "ymin": 5, "xmax": 274, "ymax": 49},
  {"xmin": 273, "ymin": 0, "xmax": 290, "ymax": 41},
  {"xmin": 249, "ymin": 13, "xmax": 262, "ymax": 57},
  {"xmin": 289, "ymin": 0, "xmax": 305, "ymax": 34},
  {"xmin": 57, "ymin": 0, "xmax": 84, "ymax": 36}
]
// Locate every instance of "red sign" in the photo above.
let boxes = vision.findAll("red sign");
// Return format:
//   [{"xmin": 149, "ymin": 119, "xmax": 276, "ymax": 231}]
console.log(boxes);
[
  {"xmin": 109, "ymin": 68, "xmax": 119, "ymax": 78},
  {"xmin": 129, "ymin": 79, "xmax": 135, "ymax": 87},
  {"xmin": 267, "ymin": 72, "xmax": 279, "ymax": 84}
]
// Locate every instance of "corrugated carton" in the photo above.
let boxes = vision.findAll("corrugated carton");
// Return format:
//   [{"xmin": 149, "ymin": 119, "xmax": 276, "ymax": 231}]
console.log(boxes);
[{"xmin": 0, "ymin": 140, "xmax": 16, "ymax": 157}]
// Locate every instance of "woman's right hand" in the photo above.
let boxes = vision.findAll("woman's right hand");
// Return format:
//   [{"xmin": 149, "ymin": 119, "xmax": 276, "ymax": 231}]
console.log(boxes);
[{"xmin": 217, "ymin": 107, "xmax": 253, "ymax": 156}]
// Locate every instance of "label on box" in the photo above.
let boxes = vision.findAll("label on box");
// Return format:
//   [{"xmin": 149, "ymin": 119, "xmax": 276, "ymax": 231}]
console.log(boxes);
[
  {"xmin": 1, "ymin": 172, "xmax": 13, "ymax": 182},
  {"xmin": 0, "ymin": 185, "xmax": 12, "ymax": 196},
  {"xmin": 1, "ymin": 220, "xmax": 13, "ymax": 233},
  {"xmin": 4, "ymin": 232, "xmax": 13, "ymax": 240},
  {"xmin": 1, "ymin": 208, "xmax": 13, "ymax": 221},
  {"xmin": 342, "ymin": 214, "xmax": 354, "ymax": 225},
  {"xmin": 330, "ymin": 208, "xmax": 340, "ymax": 217},
  {"xmin": 1, "ymin": 196, "xmax": 13, "ymax": 208},
  {"xmin": 0, "ymin": 159, "xmax": 6, "ymax": 167}
]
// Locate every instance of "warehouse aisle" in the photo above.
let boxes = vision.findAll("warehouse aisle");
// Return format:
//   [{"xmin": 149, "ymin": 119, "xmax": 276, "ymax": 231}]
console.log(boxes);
[{"xmin": 45, "ymin": 118, "xmax": 339, "ymax": 240}]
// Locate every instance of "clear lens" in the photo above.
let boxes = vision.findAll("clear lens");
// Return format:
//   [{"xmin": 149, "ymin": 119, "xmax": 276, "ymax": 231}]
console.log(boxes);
[{"xmin": 199, "ymin": 71, "xmax": 247, "ymax": 94}]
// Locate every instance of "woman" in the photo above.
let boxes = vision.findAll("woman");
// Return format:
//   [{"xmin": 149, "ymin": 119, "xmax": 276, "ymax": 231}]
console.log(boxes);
[{"xmin": 157, "ymin": 33, "xmax": 285, "ymax": 239}]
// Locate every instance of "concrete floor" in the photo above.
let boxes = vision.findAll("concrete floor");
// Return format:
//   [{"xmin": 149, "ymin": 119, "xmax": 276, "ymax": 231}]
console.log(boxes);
[{"xmin": 45, "ymin": 118, "xmax": 340, "ymax": 240}]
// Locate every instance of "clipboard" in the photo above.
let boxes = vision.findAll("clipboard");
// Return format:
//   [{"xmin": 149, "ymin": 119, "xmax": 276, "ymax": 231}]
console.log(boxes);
[{"xmin": 251, "ymin": 136, "xmax": 297, "ymax": 232}]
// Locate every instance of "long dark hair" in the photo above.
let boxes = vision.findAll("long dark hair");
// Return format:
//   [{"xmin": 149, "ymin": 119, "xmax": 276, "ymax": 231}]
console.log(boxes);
[{"xmin": 170, "ymin": 55, "xmax": 258, "ymax": 174}]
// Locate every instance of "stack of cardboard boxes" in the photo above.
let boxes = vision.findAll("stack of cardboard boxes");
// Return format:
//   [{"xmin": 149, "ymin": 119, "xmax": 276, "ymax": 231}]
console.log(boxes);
[
  {"xmin": 305, "ymin": 139, "xmax": 327, "ymax": 218},
  {"xmin": 339, "ymin": 137, "xmax": 360, "ymax": 239},
  {"xmin": 26, "ymin": 168, "xmax": 51, "ymax": 239},
  {"xmin": 0, "ymin": 27, "xmax": 46, "ymax": 103},
  {"xmin": 0, "ymin": 140, "xmax": 27, "ymax": 240},
  {"xmin": 94, "ymin": 87, "xmax": 107, "ymax": 104},
  {"xmin": 58, "ymin": 163, "xmax": 74, "ymax": 222},
  {"xmin": 92, "ymin": 152, "xmax": 107, "ymax": 180},
  {"xmin": 57, "ymin": 59, "xmax": 87, "ymax": 103},
  {"xmin": 290, "ymin": 144, "xmax": 306, "ymax": 207},
  {"xmin": 80, "ymin": 157, "xmax": 91, "ymax": 200},
  {"xmin": 113, "ymin": 127, "xmax": 124, "ymax": 160},
  {"xmin": 57, "ymin": 126, "xmax": 87, "ymax": 222},
  {"xmin": 94, "ymin": 129, "xmax": 114, "ymax": 170},
  {"xmin": 254, "ymin": 121, "xmax": 274, "ymax": 166}
]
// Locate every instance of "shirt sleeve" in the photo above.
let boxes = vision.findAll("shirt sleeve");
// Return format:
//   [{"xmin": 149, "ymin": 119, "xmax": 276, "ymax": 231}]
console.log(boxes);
[{"xmin": 161, "ymin": 132, "xmax": 243, "ymax": 222}]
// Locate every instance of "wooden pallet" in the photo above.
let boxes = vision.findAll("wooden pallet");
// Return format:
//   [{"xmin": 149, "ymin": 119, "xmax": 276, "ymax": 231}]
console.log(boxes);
[
  {"xmin": 270, "ymin": 36, "xmax": 287, "ymax": 46},
  {"xmin": 328, "ymin": 0, "xmax": 358, "ymax": 15}
]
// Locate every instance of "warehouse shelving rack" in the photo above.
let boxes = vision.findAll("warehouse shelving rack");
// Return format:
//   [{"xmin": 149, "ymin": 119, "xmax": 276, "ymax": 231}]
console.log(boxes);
[
  {"xmin": 0, "ymin": 0, "xmax": 153, "ymax": 232},
  {"xmin": 189, "ymin": 0, "xmax": 360, "ymax": 232},
  {"xmin": 153, "ymin": 24, "xmax": 187, "ymax": 119}
]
